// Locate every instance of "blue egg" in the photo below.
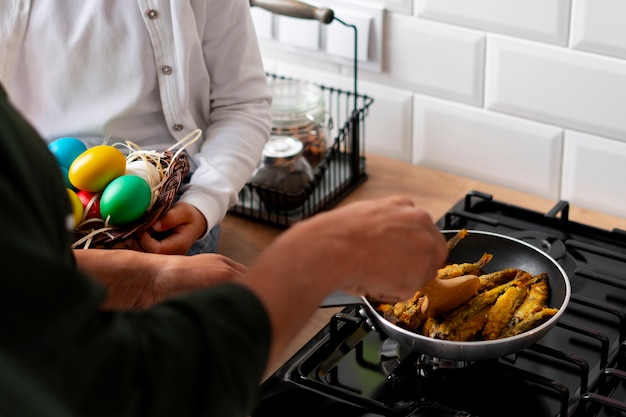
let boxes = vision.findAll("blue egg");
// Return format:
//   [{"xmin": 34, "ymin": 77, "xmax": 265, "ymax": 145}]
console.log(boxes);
[{"xmin": 48, "ymin": 137, "xmax": 87, "ymax": 169}]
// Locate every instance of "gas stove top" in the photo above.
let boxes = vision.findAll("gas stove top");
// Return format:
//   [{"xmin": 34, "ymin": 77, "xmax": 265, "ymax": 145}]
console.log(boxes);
[{"xmin": 252, "ymin": 191, "xmax": 626, "ymax": 417}]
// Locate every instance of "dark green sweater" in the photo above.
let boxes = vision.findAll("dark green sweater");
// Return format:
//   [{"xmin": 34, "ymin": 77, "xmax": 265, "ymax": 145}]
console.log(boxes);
[{"xmin": 0, "ymin": 85, "xmax": 271, "ymax": 417}]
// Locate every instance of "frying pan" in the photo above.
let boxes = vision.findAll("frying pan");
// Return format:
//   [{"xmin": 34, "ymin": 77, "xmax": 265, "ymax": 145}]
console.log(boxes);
[{"xmin": 321, "ymin": 230, "xmax": 571, "ymax": 361}]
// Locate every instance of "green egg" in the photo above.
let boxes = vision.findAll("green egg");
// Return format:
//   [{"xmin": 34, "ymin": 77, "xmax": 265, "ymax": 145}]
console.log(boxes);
[{"xmin": 100, "ymin": 175, "xmax": 152, "ymax": 225}]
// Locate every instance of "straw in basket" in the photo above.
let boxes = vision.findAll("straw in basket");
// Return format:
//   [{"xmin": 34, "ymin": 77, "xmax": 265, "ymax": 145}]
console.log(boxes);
[{"xmin": 72, "ymin": 129, "xmax": 202, "ymax": 249}]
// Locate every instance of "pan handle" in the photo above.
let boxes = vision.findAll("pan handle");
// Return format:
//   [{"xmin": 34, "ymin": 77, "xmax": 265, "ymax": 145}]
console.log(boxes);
[
  {"xmin": 321, "ymin": 291, "xmax": 363, "ymax": 307},
  {"xmin": 249, "ymin": 0, "xmax": 334, "ymax": 24}
]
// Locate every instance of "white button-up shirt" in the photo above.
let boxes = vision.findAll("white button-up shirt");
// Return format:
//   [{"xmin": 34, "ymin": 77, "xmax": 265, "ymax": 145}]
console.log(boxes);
[{"xmin": 0, "ymin": 0, "xmax": 272, "ymax": 233}]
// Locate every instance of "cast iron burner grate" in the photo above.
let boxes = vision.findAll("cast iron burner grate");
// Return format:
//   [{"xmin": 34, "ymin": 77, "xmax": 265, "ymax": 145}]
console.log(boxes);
[{"xmin": 252, "ymin": 191, "xmax": 626, "ymax": 417}]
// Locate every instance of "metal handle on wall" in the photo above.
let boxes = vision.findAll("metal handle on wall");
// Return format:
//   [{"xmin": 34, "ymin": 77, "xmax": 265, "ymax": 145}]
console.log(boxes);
[
  {"xmin": 249, "ymin": 0, "xmax": 334, "ymax": 24},
  {"xmin": 250, "ymin": 0, "xmax": 359, "ymax": 111}
]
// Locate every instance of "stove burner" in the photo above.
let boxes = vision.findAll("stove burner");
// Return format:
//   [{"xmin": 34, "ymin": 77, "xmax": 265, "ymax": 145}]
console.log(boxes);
[
  {"xmin": 377, "ymin": 338, "xmax": 554, "ymax": 416},
  {"xmin": 255, "ymin": 193, "xmax": 626, "ymax": 417},
  {"xmin": 415, "ymin": 354, "xmax": 474, "ymax": 376},
  {"xmin": 380, "ymin": 338, "xmax": 474, "ymax": 380},
  {"xmin": 508, "ymin": 231, "xmax": 566, "ymax": 261}
]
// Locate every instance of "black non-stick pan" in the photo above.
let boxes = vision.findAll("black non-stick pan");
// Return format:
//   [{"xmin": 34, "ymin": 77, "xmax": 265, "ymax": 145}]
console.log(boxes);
[{"xmin": 322, "ymin": 230, "xmax": 571, "ymax": 361}]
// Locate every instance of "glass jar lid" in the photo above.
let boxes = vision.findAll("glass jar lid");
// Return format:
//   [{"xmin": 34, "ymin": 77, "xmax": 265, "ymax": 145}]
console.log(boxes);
[
  {"xmin": 262, "ymin": 136, "xmax": 303, "ymax": 164},
  {"xmin": 269, "ymin": 79, "xmax": 325, "ymax": 128}
]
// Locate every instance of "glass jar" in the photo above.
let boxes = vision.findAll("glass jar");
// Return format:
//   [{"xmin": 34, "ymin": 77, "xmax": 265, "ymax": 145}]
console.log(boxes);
[
  {"xmin": 268, "ymin": 79, "xmax": 329, "ymax": 169},
  {"xmin": 251, "ymin": 136, "xmax": 314, "ymax": 211}
]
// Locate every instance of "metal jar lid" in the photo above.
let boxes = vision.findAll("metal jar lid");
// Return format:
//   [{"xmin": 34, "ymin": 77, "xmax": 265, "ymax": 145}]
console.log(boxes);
[{"xmin": 262, "ymin": 136, "xmax": 303, "ymax": 165}]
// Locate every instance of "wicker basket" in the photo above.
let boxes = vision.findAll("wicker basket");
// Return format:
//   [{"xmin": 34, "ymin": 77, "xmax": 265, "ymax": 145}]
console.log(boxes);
[{"xmin": 72, "ymin": 131, "xmax": 198, "ymax": 249}]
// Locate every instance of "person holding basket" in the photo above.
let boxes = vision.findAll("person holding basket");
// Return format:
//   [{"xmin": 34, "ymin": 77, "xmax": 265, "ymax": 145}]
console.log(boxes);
[
  {"xmin": 0, "ymin": 0, "xmax": 272, "ymax": 255},
  {"xmin": 0, "ymin": 82, "xmax": 448, "ymax": 417}
]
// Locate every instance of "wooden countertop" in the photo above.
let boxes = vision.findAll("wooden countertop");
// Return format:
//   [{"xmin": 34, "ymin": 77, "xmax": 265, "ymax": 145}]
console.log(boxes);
[{"xmin": 219, "ymin": 153, "xmax": 626, "ymax": 378}]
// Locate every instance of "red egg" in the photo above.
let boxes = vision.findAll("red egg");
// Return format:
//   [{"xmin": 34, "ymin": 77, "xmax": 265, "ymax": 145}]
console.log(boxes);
[{"xmin": 77, "ymin": 190, "xmax": 102, "ymax": 220}]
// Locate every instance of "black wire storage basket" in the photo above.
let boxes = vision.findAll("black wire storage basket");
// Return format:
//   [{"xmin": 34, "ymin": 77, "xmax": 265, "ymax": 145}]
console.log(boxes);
[
  {"xmin": 234, "ymin": 0, "xmax": 374, "ymax": 227},
  {"xmin": 229, "ymin": 73, "xmax": 373, "ymax": 227}
]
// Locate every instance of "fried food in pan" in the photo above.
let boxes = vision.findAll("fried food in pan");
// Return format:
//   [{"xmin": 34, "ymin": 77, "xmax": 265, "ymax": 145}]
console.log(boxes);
[
  {"xmin": 437, "ymin": 253, "xmax": 493, "ymax": 280},
  {"xmin": 374, "ymin": 230, "xmax": 559, "ymax": 342}
]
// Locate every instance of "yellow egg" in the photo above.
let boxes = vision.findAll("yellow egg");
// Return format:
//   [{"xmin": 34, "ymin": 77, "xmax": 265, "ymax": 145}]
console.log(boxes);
[
  {"xmin": 68, "ymin": 145, "xmax": 126, "ymax": 192},
  {"xmin": 66, "ymin": 189, "xmax": 84, "ymax": 228}
]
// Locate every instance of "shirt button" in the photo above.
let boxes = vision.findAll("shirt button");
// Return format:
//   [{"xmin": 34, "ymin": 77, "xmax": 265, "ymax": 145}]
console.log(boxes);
[
  {"xmin": 173, "ymin": 124, "xmax": 184, "ymax": 131},
  {"xmin": 161, "ymin": 65, "xmax": 172, "ymax": 75},
  {"xmin": 147, "ymin": 9, "xmax": 158, "ymax": 19}
]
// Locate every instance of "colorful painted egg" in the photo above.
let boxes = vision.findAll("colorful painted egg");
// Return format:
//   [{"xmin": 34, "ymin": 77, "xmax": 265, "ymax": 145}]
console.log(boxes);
[
  {"xmin": 66, "ymin": 189, "xmax": 84, "ymax": 228},
  {"xmin": 126, "ymin": 160, "xmax": 161, "ymax": 187},
  {"xmin": 68, "ymin": 145, "xmax": 126, "ymax": 192},
  {"xmin": 49, "ymin": 137, "xmax": 87, "ymax": 168},
  {"xmin": 100, "ymin": 175, "xmax": 152, "ymax": 225},
  {"xmin": 76, "ymin": 190, "xmax": 102, "ymax": 220}
]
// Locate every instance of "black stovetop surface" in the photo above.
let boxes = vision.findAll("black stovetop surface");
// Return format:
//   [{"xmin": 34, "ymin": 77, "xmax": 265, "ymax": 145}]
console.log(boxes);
[{"xmin": 252, "ymin": 191, "xmax": 626, "ymax": 417}]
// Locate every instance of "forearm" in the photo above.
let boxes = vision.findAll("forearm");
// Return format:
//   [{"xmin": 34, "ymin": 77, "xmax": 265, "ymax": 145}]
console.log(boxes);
[
  {"xmin": 237, "ymin": 218, "xmax": 348, "ymax": 371},
  {"xmin": 74, "ymin": 248, "xmax": 246, "ymax": 311},
  {"xmin": 237, "ymin": 196, "xmax": 448, "ymax": 372},
  {"xmin": 73, "ymin": 249, "xmax": 163, "ymax": 312},
  {"xmin": 73, "ymin": 248, "xmax": 157, "ymax": 286}
]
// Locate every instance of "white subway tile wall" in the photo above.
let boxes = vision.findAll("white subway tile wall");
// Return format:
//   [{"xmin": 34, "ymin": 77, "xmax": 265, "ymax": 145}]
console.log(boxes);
[
  {"xmin": 386, "ymin": 17, "xmax": 485, "ymax": 106},
  {"xmin": 417, "ymin": 0, "xmax": 571, "ymax": 45},
  {"xmin": 412, "ymin": 95, "xmax": 563, "ymax": 199},
  {"xmin": 486, "ymin": 35, "xmax": 626, "ymax": 142},
  {"xmin": 255, "ymin": 0, "xmax": 626, "ymax": 219},
  {"xmin": 571, "ymin": 0, "xmax": 626, "ymax": 59},
  {"xmin": 562, "ymin": 131, "xmax": 626, "ymax": 218}
]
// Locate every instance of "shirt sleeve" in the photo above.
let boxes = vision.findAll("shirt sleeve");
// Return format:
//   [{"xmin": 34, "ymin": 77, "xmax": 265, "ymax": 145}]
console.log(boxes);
[
  {"xmin": 0, "ymin": 84, "xmax": 271, "ymax": 417},
  {"xmin": 177, "ymin": 0, "xmax": 272, "ymax": 233}
]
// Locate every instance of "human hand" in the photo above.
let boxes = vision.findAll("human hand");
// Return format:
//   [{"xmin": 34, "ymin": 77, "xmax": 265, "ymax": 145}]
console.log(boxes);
[
  {"xmin": 84, "ymin": 251, "xmax": 247, "ymax": 311},
  {"xmin": 129, "ymin": 202, "xmax": 207, "ymax": 255},
  {"xmin": 246, "ymin": 196, "xmax": 448, "ymax": 303},
  {"xmin": 298, "ymin": 195, "xmax": 449, "ymax": 302},
  {"xmin": 239, "ymin": 195, "xmax": 448, "ymax": 369}
]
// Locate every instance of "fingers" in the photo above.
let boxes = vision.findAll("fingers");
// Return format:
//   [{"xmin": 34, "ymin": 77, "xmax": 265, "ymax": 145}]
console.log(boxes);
[
  {"xmin": 151, "ymin": 205, "xmax": 184, "ymax": 232},
  {"xmin": 129, "ymin": 203, "xmax": 208, "ymax": 255},
  {"xmin": 319, "ymin": 195, "xmax": 448, "ymax": 303},
  {"xmin": 153, "ymin": 202, "xmax": 206, "ymax": 234},
  {"xmin": 136, "ymin": 230, "xmax": 187, "ymax": 255}
]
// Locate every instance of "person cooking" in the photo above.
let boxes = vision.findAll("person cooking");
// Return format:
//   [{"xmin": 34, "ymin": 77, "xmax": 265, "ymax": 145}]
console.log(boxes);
[{"xmin": 0, "ymin": 82, "xmax": 448, "ymax": 417}]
